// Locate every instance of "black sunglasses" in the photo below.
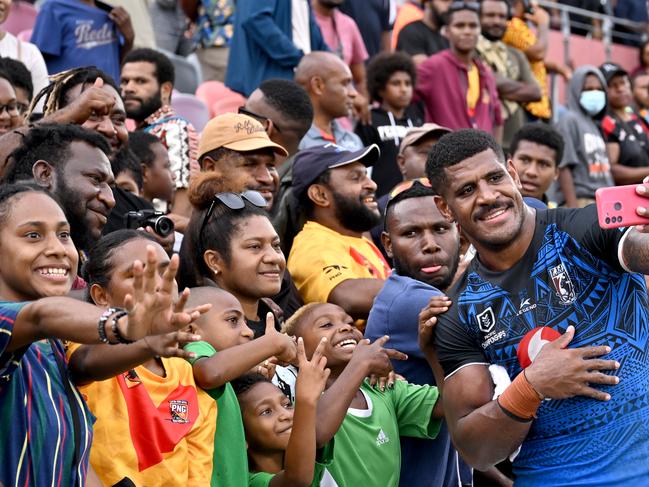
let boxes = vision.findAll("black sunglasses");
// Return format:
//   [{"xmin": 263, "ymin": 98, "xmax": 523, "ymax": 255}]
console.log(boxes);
[
  {"xmin": 238, "ymin": 106, "xmax": 282, "ymax": 133},
  {"xmin": 449, "ymin": 1, "xmax": 479, "ymax": 12},
  {"xmin": 200, "ymin": 190, "xmax": 268, "ymax": 238}
]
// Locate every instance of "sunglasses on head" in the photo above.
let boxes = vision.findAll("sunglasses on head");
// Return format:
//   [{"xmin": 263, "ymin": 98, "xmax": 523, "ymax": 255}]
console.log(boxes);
[
  {"xmin": 200, "ymin": 190, "xmax": 268, "ymax": 238},
  {"xmin": 387, "ymin": 178, "xmax": 432, "ymax": 202},
  {"xmin": 449, "ymin": 1, "xmax": 479, "ymax": 12},
  {"xmin": 238, "ymin": 106, "xmax": 282, "ymax": 134}
]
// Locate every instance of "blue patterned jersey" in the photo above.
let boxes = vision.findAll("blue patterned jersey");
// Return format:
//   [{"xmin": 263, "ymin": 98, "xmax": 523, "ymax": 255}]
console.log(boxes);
[{"xmin": 435, "ymin": 206, "xmax": 649, "ymax": 486}]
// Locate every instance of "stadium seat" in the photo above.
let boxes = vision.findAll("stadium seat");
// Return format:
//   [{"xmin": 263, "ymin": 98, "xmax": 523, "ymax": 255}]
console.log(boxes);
[
  {"xmin": 4, "ymin": 1, "xmax": 37, "ymax": 36},
  {"xmin": 171, "ymin": 92, "xmax": 210, "ymax": 132},
  {"xmin": 212, "ymin": 91, "xmax": 247, "ymax": 117},
  {"xmin": 196, "ymin": 81, "xmax": 235, "ymax": 117},
  {"xmin": 157, "ymin": 48, "xmax": 202, "ymax": 95}
]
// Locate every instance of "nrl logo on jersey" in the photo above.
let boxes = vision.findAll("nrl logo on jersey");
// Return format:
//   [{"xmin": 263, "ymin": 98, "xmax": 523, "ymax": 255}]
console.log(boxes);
[
  {"xmin": 476, "ymin": 307, "xmax": 496, "ymax": 333},
  {"xmin": 549, "ymin": 263, "xmax": 576, "ymax": 305}
]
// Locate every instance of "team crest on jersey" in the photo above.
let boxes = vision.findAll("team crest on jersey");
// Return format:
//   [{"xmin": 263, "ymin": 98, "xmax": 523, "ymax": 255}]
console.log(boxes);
[
  {"xmin": 549, "ymin": 263, "xmax": 576, "ymax": 304},
  {"xmin": 169, "ymin": 399, "xmax": 189, "ymax": 423},
  {"xmin": 476, "ymin": 307, "xmax": 496, "ymax": 333}
]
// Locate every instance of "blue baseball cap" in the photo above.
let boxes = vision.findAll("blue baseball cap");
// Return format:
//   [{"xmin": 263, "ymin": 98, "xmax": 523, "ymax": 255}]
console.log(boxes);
[{"xmin": 292, "ymin": 143, "xmax": 380, "ymax": 200}]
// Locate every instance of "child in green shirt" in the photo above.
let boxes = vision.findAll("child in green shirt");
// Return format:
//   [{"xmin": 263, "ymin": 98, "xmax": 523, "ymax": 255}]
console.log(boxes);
[
  {"xmin": 185, "ymin": 287, "xmax": 298, "ymax": 487},
  {"xmin": 282, "ymin": 302, "xmax": 446, "ymax": 487},
  {"xmin": 233, "ymin": 337, "xmax": 332, "ymax": 487}
]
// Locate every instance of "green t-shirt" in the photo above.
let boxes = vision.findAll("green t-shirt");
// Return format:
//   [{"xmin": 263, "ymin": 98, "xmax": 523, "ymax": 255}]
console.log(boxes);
[
  {"xmin": 247, "ymin": 441, "xmax": 335, "ymax": 487},
  {"xmin": 185, "ymin": 341, "xmax": 248, "ymax": 487},
  {"xmin": 327, "ymin": 380, "xmax": 441, "ymax": 487}
]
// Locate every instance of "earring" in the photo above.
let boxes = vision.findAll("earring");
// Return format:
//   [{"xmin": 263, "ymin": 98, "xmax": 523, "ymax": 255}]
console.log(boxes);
[{"xmin": 213, "ymin": 269, "xmax": 220, "ymax": 276}]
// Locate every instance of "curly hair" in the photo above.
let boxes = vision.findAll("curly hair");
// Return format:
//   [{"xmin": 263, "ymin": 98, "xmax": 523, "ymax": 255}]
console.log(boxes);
[{"xmin": 366, "ymin": 52, "xmax": 417, "ymax": 103}]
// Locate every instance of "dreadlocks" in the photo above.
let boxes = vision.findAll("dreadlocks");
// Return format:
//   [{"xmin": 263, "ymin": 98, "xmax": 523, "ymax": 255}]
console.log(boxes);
[{"xmin": 28, "ymin": 66, "xmax": 120, "ymax": 118}]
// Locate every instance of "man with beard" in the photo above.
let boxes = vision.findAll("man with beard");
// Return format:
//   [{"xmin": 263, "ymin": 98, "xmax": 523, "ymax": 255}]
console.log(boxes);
[
  {"xmin": 396, "ymin": 0, "xmax": 452, "ymax": 66},
  {"xmin": 4, "ymin": 123, "xmax": 115, "ymax": 257},
  {"xmin": 426, "ymin": 128, "xmax": 649, "ymax": 485},
  {"xmin": 476, "ymin": 0, "xmax": 540, "ymax": 150},
  {"xmin": 366, "ymin": 181, "xmax": 470, "ymax": 487},
  {"xmin": 287, "ymin": 143, "xmax": 389, "ymax": 324},
  {"xmin": 120, "ymin": 48, "xmax": 199, "ymax": 229}
]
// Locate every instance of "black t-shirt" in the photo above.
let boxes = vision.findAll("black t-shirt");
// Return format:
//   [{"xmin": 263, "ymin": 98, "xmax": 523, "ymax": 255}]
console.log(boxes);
[
  {"xmin": 396, "ymin": 20, "xmax": 448, "ymax": 57},
  {"xmin": 246, "ymin": 298, "xmax": 282, "ymax": 339},
  {"xmin": 434, "ymin": 205, "xmax": 649, "ymax": 482},
  {"xmin": 601, "ymin": 111, "xmax": 649, "ymax": 168},
  {"xmin": 339, "ymin": 0, "xmax": 392, "ymax": 57},
  {"xmin": 355, "ymin": 105, "xmax": 424, "ymax": 196}
]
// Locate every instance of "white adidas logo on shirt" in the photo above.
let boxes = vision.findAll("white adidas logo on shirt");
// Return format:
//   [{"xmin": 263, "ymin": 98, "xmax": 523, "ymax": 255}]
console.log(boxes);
[{"xmin": 376, "ymin": 428, "xmax": 390, "ymax": 446}]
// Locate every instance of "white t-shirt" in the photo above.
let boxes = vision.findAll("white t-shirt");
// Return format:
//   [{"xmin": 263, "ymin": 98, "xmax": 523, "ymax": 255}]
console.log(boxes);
[
  {"xmin": 0, "ymin": 31, "xmax": 49, "ymax": 98},
  {"xmin": 291, "ymin": 0, "xmax": 311, "ymax": 54}
]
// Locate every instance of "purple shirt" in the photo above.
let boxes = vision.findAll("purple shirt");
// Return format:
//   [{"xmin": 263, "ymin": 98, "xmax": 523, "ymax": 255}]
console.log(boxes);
[{"xmin": 415, "ymin": 50, "xmax": 502, "ymax": 134}]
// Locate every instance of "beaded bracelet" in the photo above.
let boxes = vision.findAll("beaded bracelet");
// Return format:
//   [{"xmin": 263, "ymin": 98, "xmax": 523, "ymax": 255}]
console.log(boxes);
[
  {"xmin": 98, "ymin": 307, "xmax": 121, "ymax": 345},
  {"xmin": 111, "ymin": 309, "xmax": 133, "ymax": 344}
]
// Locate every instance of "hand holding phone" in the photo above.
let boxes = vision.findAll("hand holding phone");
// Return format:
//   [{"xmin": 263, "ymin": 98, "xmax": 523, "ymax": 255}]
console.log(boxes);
[{"xmin": 595, "ymin": 184, "xmax": 649, "ymax": 229}]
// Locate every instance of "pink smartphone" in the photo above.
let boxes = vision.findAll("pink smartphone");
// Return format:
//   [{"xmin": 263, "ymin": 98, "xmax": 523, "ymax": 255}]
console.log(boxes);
[{"xmin": 595, "ymin": 184, "xmax": 649, "ymax": 229}]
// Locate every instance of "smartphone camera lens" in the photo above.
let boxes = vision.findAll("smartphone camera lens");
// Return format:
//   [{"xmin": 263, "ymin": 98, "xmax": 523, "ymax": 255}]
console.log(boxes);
[
  {"xmin": 606, "ymin": 217, "xmax": 611, "ymax": 224},
  {"xmin": 614, "ymin": 202, "xmax": 622, "ymax": 211}
]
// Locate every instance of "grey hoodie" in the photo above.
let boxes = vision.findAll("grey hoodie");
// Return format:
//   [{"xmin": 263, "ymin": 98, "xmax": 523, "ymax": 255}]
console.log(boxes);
[{"xmin": 554, "ymin": 65, "xmax": 613, "ymax": 202}]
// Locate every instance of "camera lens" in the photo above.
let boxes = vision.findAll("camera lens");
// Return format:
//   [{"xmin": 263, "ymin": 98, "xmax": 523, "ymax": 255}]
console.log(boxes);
[
  {"xmin": 153, "ymin": 216, "xmax": 174, "ymax": 237},
  {"xmin": 614, "ymin": 202, "xmax": 622, "ymax": 211}
]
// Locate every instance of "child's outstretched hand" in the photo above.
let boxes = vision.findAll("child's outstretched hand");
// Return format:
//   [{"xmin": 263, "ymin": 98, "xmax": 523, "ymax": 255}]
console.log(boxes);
[{"xmin": 295, "ymin": 337, "xmax": 330, "ymax": 406}]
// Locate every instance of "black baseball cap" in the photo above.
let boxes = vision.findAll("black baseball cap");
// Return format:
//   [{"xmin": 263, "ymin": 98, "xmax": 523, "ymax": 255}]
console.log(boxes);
[
  {"xmin": 292, "ymin": 143, "xmax": 380, "ymax": 200},
  {"xmin": 600, "ymin": 62, "xmax": 629, "ymax": 85}
]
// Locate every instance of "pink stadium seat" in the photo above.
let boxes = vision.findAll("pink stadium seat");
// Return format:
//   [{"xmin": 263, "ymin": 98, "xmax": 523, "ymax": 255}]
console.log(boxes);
[
  {"xmin": 196, "ymin": 81, "xmax": 244, "ymax": 117},
  {"xmin": 212, "ymin": 92, "xmax": 247, "ymax": 117},
  {"xmin": 4, "ymin": 1, "xmax": 38, "ymax": 36}
]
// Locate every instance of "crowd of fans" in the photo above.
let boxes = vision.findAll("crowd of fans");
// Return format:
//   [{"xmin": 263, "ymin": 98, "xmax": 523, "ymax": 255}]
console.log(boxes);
[{"xmin": 1, "ymin": 0, "xmax": 649, "ymax": 486}]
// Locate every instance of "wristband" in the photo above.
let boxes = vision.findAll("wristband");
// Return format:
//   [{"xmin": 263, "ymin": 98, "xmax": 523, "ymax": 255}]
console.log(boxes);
[
  {"xmin": 110, "ymin": 310, "xmax": 133, "ymax": 344},
  {"xmin": 497, "ymin": 371, "xmax": 543, "ymax": 421},
  {"xmin": 98, "ymin": 307, "xmax": 120, "ymax": 345}
]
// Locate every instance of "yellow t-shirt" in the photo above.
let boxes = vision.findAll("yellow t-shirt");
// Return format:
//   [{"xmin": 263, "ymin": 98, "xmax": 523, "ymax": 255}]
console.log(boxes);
[
  {"xmin": 288, "ymin": 221, "xmax": 390, "ymax": 306},
  {"xmin": 71, "ymin": 351, "xmax": 216, "ymax": 487},
  {"xmin": 466, "ymin": 62, "xmax": 480, "ymax": 115},
  {"xmin": 503, "ymin": 17, "xmax": 551, "ymax": 120}
]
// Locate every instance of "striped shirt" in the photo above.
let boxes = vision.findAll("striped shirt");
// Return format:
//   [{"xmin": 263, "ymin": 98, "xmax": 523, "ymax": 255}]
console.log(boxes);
[{"xmin": 0, "ymin": 301, "xmax": 94, "ymax": 486}]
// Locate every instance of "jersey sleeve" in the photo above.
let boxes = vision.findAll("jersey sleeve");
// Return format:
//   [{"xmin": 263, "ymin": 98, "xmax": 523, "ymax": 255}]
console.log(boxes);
[
  {"xmin": 0, "ymin": 301, "xmax": 29, "ymax": 377},
  {"xmin": 184, "ymin": 340, "xmax": 217, "ymax": 363},
  {"xmin": 248, "ymin": 471, "xmax": 273, "ymax": 487},
  {"xmin": 434, "ymin": 305, "xmax": 489, "ymax": 378},
  {"xmin": 390, "ymin": 380, "xmax": 441, "ymax": 440},
  {"xmin": 552, "ymin": 206, "xmax": 627, "ymax": 272}
]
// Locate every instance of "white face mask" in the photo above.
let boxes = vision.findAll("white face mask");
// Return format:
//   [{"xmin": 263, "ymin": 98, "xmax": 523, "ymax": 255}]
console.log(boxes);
[{"xmin": 579, "ymin": 90, "xmax": 606, "ymax": 115}]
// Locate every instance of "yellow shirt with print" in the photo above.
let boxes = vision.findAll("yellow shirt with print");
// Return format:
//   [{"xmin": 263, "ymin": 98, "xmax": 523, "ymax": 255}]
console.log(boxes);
[{"xmin": 288, "ymin": 221, "xmax": 390, "ymax": 307}]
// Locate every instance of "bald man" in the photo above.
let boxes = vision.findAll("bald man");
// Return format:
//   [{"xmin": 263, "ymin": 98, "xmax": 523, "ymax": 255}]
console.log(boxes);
[{"xmin": 296, "ymin": 51, "xmax": 364, "ymax": 151}]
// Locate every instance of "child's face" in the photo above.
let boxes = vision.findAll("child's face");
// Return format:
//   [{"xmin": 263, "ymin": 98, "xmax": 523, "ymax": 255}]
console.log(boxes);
[
  {"xmin": 379, "ymin": 70, "xmax": 413, "ymax": 110},
  {"xmin": 297, "ymin": 303, "xmax": 363, "ymax": 368},
  {"xmin": 240, "ymin": 381, "xmax": 294, "ymax": 452},
  {"xmin": 197, "ymin": 291, "xmax": 254, "ymax": 351}
]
